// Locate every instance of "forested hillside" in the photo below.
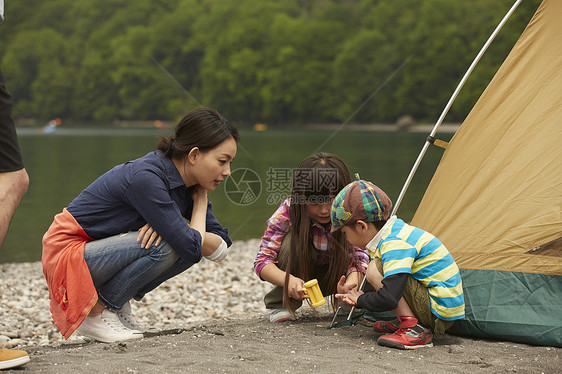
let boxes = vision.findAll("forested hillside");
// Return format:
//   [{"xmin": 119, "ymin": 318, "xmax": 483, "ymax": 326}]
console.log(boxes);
[{"xmin": 0, "ymin": 0, "xmax": 540, "ymax": 124}]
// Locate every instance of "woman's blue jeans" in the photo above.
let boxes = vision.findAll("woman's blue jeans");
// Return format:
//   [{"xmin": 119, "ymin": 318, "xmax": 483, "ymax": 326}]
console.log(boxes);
[{"xmin": 84, "ymin": 231, "xmax": 194, "ymax": 310}]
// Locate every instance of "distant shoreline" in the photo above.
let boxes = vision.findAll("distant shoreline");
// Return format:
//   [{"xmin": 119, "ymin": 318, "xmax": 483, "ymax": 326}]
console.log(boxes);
[
  {"xmin": 304, "ymin": 123, "xmax": 461, "ymax": 133},
  {"xmin": 15, "ymin": 122, "xmax": 461, "ymax": 136}
]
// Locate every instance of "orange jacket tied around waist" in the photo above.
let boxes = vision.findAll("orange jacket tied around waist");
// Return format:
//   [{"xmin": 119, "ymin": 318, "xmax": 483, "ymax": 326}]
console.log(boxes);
[{"xmin": 42, "ymin": 208, "xmax": 97, "ymax": 339}]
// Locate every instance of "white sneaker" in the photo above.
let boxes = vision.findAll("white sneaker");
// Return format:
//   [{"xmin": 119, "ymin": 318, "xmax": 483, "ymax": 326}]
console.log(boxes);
[
  {"xmin": 76, "ymin": 309, "xmax": 143, "ymax": 343},
  {"xmin": 116, "ymin": 301, "xmax": 149, "ymax": 332},
  {"xmin": 269, "ymin": 309, "xmax": 296, "ymax": 323}
]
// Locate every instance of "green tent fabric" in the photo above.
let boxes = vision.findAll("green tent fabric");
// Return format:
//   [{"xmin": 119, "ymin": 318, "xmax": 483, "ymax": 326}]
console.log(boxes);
[
  {"xmin": 411, "ymin": 0, "xmax": 561, "ymax": 347},
  {"xmin": 447, "ymin": 270, "xmax": 561, "ymax": 346}
]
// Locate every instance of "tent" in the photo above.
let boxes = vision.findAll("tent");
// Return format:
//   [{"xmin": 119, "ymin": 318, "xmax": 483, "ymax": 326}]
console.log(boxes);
[{"xmin": 410, "ymin": 0, "xmax": 561, "ymax": 347}]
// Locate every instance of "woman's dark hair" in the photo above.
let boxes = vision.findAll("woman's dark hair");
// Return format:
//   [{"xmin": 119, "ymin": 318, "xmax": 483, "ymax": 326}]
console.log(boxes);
[
  {"xmin": 158, "ymin": 108, "xmax": 239, "ymax": 158},
  {"xmin": 283, "ymin": 152, "xmax": 353, "ymax": 314}
]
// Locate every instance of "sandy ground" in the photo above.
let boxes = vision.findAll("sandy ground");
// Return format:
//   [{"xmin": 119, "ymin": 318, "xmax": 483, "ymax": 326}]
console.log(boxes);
[
  {"xmin": 2, "ymin": 240, "xmax": 560, "ymax": 373},
  {"xmin": 9, "ymin": 310, "xmax": 561, "ymax": 374}
]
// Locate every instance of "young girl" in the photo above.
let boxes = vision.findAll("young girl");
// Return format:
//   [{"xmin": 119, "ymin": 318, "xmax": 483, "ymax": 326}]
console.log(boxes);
[
  {"xmin": 254, "ymin": 153, "xmax": 369, "ymax": 322},
  {"xmin": 42, "ymin": 108, "xmax": 238, "ymax": 343}
]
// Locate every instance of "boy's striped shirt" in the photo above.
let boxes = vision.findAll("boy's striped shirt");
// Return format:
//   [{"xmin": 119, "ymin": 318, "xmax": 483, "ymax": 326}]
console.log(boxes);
[{"xmin": 371, "ymin": 219, "xmax": 465, "ymax": 321}]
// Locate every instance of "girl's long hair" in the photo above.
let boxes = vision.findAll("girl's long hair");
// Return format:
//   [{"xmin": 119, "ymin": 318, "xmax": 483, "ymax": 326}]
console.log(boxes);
[{"xmin": 283, "ymin": 152, "xmax": 352, "ymax": 314}]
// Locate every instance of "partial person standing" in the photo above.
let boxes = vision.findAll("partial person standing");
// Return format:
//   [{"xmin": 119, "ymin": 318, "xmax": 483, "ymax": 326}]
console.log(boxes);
[{"xmin": 0, "ymin": 0, "xmax": 31, "ymax": 369}]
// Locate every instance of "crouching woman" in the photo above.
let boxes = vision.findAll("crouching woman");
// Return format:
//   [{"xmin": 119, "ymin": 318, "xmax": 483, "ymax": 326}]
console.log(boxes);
[{"xmin": 42, "ymin": 108, "xmax": 238, "ymax": 343}]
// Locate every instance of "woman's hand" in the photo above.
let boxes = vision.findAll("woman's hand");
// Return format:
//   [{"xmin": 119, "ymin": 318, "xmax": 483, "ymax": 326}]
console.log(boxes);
[
  {"xmin": 137, "ymin": 223, "xmax": 163, "ymax": 249},
  {"xmin": 191, "ymin": 185, "xmax": 208, "ymax": 208},
  {"xmin": 189, "ymin": 185, "xmax": 208, "ymax": 247},
  {"xmin": 335, "ymin": 290, "xmax": 364, "ymax": 306},
  {"xmin": 287, "ymin": 275, "xmax": 306, "ymax": 300}
]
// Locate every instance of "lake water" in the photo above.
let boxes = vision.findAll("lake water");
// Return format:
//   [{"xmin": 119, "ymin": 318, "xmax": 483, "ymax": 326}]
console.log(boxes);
[{"xmin": 2, "ymin": 127, "xmax": 452, "ymax": 263}]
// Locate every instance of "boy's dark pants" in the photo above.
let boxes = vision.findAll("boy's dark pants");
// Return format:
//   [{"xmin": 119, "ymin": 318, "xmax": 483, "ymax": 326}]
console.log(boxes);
[
  {"xmin": 374, "ymin": 258, "xmax": 454, "ymax": 334},
  {"xmin": 264, "ymin": 232, "xmax": 330, "ymax": 310}
]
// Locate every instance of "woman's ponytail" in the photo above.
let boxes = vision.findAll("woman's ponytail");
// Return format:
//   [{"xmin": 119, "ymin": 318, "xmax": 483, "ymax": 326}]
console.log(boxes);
[
  {"xmin": 157, "ymin": 108, "xmax": 238, "ymax": 159},
  {"xmin": 157, "ymin": 135, "xmax": 175, "ymax": 157}
]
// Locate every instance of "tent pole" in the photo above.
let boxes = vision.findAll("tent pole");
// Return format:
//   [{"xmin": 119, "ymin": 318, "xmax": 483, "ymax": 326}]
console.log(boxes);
[{"xmin": 390, "ymin": 0, "xmax": 523, "ymax": 217}]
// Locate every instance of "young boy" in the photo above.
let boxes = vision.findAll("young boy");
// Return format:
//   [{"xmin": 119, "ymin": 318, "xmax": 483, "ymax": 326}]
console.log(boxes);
[{"xmin": 332, "ymin": 179, "xmax": 465, "ymax": 350}]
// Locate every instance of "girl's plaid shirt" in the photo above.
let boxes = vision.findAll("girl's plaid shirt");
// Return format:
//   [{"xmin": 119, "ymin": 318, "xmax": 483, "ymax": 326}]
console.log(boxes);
[{"xmin": 254, "ymin": 198, "xmax": 369, "ymax": 278}]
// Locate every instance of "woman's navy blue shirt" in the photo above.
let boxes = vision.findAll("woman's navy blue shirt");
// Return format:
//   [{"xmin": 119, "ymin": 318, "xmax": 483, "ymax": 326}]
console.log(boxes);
[{"xmin": 67, "ymin": 150, "xmax": 231, "ymax": 263}]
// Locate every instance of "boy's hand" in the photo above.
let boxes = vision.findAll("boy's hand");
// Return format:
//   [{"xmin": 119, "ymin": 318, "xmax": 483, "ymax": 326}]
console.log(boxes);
[{"xmin": 335, "ymin": 290, "xmax": 364, "ymax": 306}]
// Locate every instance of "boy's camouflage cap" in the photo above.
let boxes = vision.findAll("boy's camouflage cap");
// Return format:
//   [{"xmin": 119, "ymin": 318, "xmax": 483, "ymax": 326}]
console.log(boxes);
[{"xmin": 330, "ymin": 180, "xmax": 392, "ymax": 232}]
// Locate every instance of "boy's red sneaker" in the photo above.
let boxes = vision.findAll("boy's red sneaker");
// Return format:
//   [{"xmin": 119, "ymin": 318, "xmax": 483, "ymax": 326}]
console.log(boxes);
[
  {"xmin": 373, "ymin": 319, "xmax": 400, "ymax": 333},
  {"xmin": 377, "ymin": 316, "xmax": 433, "ymax": 350}
]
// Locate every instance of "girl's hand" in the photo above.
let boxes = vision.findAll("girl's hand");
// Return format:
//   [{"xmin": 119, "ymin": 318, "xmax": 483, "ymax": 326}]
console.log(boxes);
[
  {"xmin": 137, "ymin": 223, "xmax": 163, "ymax": 248},
  {"xmin": 288, "ymin": 275, "xmax": 306, "ymax": 300},
  {"xmin": 335, "ymin": 290, "xmax": 364, "ymax": 306},
  {"xmin": 336, "ymin": 275, "xmax": 358, "ymax": 294}
]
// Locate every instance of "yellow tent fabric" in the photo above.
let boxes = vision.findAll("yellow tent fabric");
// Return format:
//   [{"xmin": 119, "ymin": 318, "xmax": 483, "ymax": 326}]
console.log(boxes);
[{"xmin": 411, "ymin": 0, "xmax": 562, "ymax": 276}]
